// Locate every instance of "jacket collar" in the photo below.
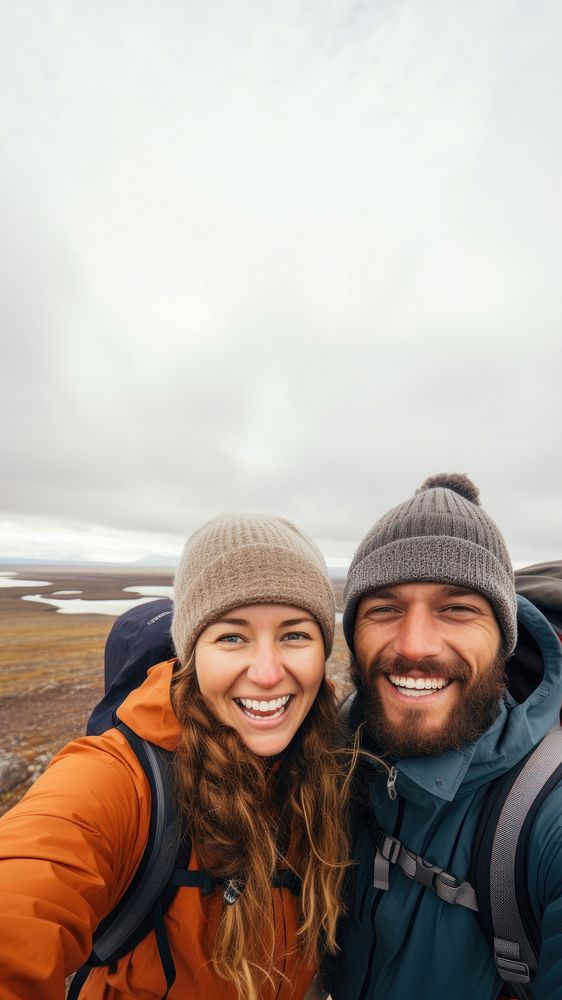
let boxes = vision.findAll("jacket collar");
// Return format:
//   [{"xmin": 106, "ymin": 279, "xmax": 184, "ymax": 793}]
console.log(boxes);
[{"xmin": 117, "ymin": 659, "xmax": 180, "ymax": 751}]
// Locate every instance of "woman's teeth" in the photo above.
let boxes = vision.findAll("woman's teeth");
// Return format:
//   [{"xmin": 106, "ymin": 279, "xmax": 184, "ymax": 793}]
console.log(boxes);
[
  {"xmin": 236, "ymin": 695, "xmax": 291, "ymax": 719},
  {"xmin": 388, "ymin": 675, "xmax": 450, "ymax": 698}
]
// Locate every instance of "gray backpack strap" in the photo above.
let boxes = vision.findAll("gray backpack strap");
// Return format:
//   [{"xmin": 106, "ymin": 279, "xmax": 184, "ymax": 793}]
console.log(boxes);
[
  {"xmin": 373, "ymin": 831, "xmax": 479, "ymax": 911},
  {"xmin": 486, "ymin": 728, "xmax": 562, "ymax": 991}
]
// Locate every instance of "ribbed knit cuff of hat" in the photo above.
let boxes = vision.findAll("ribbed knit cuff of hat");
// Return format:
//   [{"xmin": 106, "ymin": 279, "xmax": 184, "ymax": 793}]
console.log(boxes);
[
  {"xmin": 173, "ymin": 543, "xmax": 335, "ymax": 666},
  {"xmin": 343, "ymin": 535, "xmax": 517, "ymax": 656}
]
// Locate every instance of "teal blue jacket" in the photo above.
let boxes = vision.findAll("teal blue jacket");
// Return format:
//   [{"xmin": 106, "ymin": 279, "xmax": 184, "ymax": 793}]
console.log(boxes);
[{"xmin": 326, "ymin": 597, "xmax": 562, "ymax": 999}]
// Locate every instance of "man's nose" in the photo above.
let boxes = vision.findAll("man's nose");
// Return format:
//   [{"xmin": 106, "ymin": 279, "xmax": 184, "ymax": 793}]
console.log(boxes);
[
  {"xmin": 245, "ymin": 642, "xmax": 286, "ymax": 688},
  {"xmin": 392, "ymin": 607, "xmax": 443, "ymax": 662}
]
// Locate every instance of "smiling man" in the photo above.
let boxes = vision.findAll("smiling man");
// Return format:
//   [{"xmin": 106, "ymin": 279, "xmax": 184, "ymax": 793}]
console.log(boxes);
[
  {"xmin": 353, "ymin": 579, "xmax": 505, "ymax": 759},
  {"xmin": 325, "ymin": 473, "xmax": 562, "ymax": 1000}
]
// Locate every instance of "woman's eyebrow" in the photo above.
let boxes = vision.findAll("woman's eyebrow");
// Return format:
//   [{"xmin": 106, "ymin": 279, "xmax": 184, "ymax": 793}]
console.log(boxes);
[
  {"xmin": 279, "ymin": 617, "xmax": 316, "ymax": 627},
  {"xmin": 213, "ymin": 617, "xmax": 249, "ymax": 626},
  {"xmin": 212, "ymin": 616, "xmax": 316, "ymax": 627}
]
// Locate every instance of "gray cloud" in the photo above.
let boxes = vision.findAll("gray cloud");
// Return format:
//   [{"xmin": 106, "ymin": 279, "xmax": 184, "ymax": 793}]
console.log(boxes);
[{"xmin": 1, "ymin": 0, "xmax": 561, "ymax": 563}]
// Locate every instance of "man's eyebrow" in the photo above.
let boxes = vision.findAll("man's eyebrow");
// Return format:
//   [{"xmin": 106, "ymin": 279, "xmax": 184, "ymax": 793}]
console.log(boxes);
[
  {"xmin": 435, "ymin": 586, "xmax": 481, "ymax": 599},
  {"xmin": 359, "ymin": 586, "xmax": 484, "ymax": 602},
  {"xmin": 361, "ymin": 589, "xmax": 400, "ymax": 601}
]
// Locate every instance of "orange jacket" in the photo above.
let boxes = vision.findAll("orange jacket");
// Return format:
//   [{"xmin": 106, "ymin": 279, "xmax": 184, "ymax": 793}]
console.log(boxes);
[{"xmin": 0, "ymin": 661, "xmax": 316, "ymax": 999}]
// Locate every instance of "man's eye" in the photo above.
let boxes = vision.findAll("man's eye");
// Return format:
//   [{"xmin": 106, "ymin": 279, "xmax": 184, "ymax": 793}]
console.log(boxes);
[
  {"xmin": 443, "ymin": 604, "xmax": 476, "ymax": 614},
  {"xmin": 367, "ymin": 606, "xmax": 397, "ymax": 615}
]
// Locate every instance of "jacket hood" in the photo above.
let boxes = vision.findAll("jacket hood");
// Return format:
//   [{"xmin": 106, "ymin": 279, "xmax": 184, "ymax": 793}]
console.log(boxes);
[
  {"xmin": 358, "ymin": 595, "xmax": 562, "ymax": 803},
  {"xmin": 117, "ymin": 659, "xmax": 180, "ymax": 751}
]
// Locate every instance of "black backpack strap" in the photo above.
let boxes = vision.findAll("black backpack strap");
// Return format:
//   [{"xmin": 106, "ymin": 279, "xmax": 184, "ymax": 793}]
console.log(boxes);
[
  {"xmin": 69, "ymin": 722, "xmax": 182, "ymax": 998},
  {"xmin": 272, "ymin": 869, "xmax": 302, "ymax": 895},
  {"xmin": 472, "ymin": 728, "xmax": 562, "ymax": 998},
  {"xmin": 153, "ymin": 895, "xmax": 177, "ymax": 1000},
  {"xmin": 67, "ymin": 964, "xmax": 92, "ymax": 1000},
  {"xmin": 90, "ymin": 722, "xmax": 180, "ymax": 964}
]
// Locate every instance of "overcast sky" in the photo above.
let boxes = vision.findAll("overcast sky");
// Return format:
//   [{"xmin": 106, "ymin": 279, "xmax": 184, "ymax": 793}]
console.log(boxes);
[{"xmin": 1, "ymin": 0, "xmax": 561, "ymax": 566}]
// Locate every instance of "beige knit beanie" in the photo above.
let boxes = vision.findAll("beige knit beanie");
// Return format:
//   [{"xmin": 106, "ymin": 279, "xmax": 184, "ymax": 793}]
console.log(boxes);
[{"xmin": 172, "ymin": 513, "xmax": 335, "ymax": 664}]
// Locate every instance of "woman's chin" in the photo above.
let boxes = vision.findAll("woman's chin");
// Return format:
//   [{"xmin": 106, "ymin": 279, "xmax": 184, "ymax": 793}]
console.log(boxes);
[{"xmin": 242, "ymin": 731, "xmax": 294, "ymax": 756}]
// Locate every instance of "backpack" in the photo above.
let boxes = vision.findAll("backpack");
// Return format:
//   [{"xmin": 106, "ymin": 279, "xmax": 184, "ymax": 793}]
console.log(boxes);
[
  {"xmin": 370, "ymin": 562, "xmax": 562, "ymax": 1000},
  {"xmin": 86, "ymin": 597, "xmax": 175, "ymax": 736},
  {"xmin": 68, "ymin": 598, "xmax": 301, "ymax": 1000}
]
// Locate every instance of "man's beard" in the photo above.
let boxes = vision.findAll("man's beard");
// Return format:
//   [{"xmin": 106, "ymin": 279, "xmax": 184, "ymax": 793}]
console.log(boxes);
[{"xmin": 351, "ymin": 650, "xmax": 506, "ymax": 758}]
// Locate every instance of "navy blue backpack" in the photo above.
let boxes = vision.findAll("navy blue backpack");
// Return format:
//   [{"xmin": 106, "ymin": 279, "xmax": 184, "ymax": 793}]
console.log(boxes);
[{"xmin": 87, "ymin": 598, "xmax": 175, "ymax": 736}]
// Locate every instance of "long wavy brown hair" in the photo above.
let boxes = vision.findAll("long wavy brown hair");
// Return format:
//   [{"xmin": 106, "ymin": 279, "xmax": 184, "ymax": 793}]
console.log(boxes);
[{"xmin": 171, "ymin": 654, "xmax": 354, "ymax": 1000}]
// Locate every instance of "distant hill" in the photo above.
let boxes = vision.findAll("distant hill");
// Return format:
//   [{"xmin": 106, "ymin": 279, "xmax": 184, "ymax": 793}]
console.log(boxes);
[
  {"xmin": 1, "ymin": 555, "xmax": 345, "ymax": 574},
  {"xmin": 0, "ymin": 556, "xmax": 177, "ymax": 570}
]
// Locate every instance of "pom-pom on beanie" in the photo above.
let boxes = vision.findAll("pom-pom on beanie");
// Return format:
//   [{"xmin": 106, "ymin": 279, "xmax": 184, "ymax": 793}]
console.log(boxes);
[
  {"xmin": 343, "ymin": 473, "xmax": 517, "ymax": 655},
  {"xmin": 172, "ymin": 513, "xmax": 335, "ymax": 665}
]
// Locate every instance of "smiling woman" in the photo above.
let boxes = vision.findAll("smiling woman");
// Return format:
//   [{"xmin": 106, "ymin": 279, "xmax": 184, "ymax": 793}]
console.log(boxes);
[
  {"xmin": 0, "ymin": 513, "xmax": 352, "ymax": 1000},
  {"xmin": 194, "ymin": 604, "xmax": 325, "ymax": 756},
  {"xmin": 170, "ymin": 514, "xmax": 350, "ymax": 1000}
]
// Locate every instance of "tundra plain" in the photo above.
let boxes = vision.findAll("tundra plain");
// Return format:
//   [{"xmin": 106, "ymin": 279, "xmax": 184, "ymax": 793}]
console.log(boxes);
[{"xmin": 0, "ymin": 566, "xmax": 351, "ymax": 815}]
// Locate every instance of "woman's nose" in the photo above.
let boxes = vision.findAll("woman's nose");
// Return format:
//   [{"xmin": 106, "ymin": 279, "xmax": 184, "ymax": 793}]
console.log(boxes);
[{"xmin": 245, "ymin": 643, "xmax": 286, "ymax": 688}]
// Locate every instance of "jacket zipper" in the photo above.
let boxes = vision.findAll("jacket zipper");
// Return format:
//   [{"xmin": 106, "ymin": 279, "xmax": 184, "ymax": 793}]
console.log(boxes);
[
  {"xmin": 357, "ymin": 787, "xmax": 405, "ymax": 1000},
  {"xmin": 386, "ymin": 766, "xmax": 398, "ymax": 801}
]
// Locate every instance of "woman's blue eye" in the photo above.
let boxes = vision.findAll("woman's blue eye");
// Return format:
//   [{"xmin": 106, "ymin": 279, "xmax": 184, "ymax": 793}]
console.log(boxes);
[
  {"xmin": 218, "ymin": 634, "xmax": 244, "ymax": 643},
  {"xmin": 283, "ymin": 631, "xmax": 308, "ymax": 641}
]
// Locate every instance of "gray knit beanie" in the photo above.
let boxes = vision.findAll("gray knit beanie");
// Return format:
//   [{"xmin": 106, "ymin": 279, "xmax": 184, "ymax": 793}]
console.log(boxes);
[
  {"xmin": 172, "ymin": 513, "xmax": 335, "ymax": 664},
  {"xmin": 343, "ymin": 473, "xmax": 517, "ymax": 655}
]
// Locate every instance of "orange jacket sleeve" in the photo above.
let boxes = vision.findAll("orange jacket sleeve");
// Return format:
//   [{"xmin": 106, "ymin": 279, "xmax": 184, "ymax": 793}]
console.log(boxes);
[{"xmin": 0, "ymin": 731, "xmax": 150, "ymax": 1000}]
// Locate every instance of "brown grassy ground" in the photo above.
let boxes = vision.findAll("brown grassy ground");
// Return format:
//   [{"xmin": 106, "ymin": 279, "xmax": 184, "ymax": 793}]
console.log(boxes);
[
  {"xmin": 0, "ymin": 567, "xmax": 172, "ymax": 813},
  {"xmin": 0, "ymin": 566, "xmax": 351, "ymax": 815}
]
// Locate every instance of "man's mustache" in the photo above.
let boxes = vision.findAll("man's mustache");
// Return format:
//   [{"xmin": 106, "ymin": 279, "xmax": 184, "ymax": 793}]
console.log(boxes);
[{"xmin": 367, "ymin": 653, "xmax": 472, "ymax": 685}]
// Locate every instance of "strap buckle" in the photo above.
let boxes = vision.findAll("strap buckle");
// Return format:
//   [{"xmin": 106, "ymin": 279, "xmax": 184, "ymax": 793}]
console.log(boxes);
[
  {"xmin": 495, "ymin": 955, "xmax": 531, "ymax": 984},
  {"xmin": 412, "ymin": 855, "xmax": 445, "ymax": 890},
  {"xmin": 379, "ymin": 833, "xmax": 402, "ymax": 864},
  {"xmin": 494, "ymin": 938, "xmax": 531, "ymax": 984},
  {"xmin": 375, "ymin": 830, "xmax": 479, "ymax": 910}
]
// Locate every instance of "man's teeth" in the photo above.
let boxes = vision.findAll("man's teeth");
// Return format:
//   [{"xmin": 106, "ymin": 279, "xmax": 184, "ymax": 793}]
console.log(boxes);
[
  {"xmin": 237, "ymin": 695, "xmax": 291, "ymax": 711},
  {"xmin": 388, "ymin": 675, "xmax": 450, "ymax": 697}
]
